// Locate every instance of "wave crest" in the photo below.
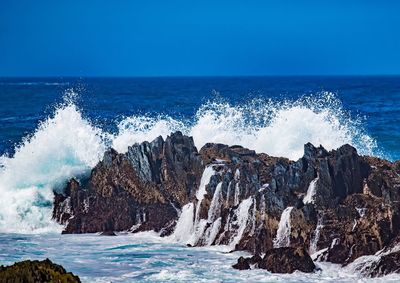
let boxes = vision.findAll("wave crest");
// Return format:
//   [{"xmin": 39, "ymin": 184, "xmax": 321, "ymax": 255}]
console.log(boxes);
[{"xmin": 0, "ymin": 91, "xmax": 378, "ymax": 233}]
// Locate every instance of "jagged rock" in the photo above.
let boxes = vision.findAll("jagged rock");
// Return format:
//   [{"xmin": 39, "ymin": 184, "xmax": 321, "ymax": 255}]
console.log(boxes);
[
  {"xmin": 53, "ymin": 131, "xmax": 203, "ymax": 234},
  {"xmin": 362, "ymin": 250, "xmax": 400, "ymax": 277},
  {"xmin": 52, "ymin": 131, "xmax": 400, "ymax": 277},
  {"xmin": 258, "ymin": 247, "xmax": 316, "ymax": 273},
  {"xmin": 232, "ymin": 254, "xmax": 263, "ymax": 270},
  {"xmin": 0, "ymin": 258, "xmax": 80, "ymax": 283}
]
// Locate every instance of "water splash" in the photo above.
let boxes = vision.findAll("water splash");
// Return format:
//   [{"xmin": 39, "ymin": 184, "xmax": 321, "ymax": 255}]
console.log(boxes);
[
  {"xmin": 303, "ymin": 176, "xmax": 319, "ymax": 204},
  {"xmin": 274, "ymin": 207, "xmax": 294, "ymax": 248},
  {"xmin": 111, "ymin": 92, "xmax": 378, "ymax": 160},
  {"xmin": 0, "ymin": 91, "xmax": 380, "ymax": 233},
  {"xmin": 0, "ymin": 95, "xmax": 105, "ymax": 233},
  {"xmin": 228, "ymin": 197, "xmax": 254, "ymax": 250}
]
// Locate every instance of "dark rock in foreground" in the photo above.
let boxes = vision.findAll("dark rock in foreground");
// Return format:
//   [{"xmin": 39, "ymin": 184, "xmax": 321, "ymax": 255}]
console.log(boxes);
[
  {"xmin": 0, "ymin": 259, "xmax": 80, "ymax": 283},
  {"xmin": 232, "ymin": 256, "xmax": 251, "ymax": 270},
  {"xmin": 259, "ymin": 247, "xmax": 316, "ymax": 273},
  {"xmin": 233, "ymin": 247, "xmax": 315, "ymax": 273}
]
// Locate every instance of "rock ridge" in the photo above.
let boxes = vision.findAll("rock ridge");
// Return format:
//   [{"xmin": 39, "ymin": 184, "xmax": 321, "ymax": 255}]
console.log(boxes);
[{"xmin": 52, "ymin": 131, "xmax": 400, "ymax": 276}]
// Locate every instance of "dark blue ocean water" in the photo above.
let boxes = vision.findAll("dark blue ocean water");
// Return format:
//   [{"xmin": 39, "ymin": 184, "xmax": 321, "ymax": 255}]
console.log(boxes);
[
  {"xmin": 0, "ymin": 76, "xmax": 399, "ymax": 160},
  {"xmin": 0, "ymin": 77, "xmax": 400, "ymax": 283}
]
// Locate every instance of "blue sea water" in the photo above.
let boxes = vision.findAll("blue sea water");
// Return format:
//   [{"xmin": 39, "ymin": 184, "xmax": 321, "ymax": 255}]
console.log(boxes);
[
  {"xmin": 0, "ymin": 76, "xmax": 399, "ymax": 160},
  {"xmin": 0, "ymin": 76, "xmax": 399, "ymax": 282}
]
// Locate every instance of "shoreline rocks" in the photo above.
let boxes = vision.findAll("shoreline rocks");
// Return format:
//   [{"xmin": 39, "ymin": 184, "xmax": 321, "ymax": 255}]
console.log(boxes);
[
  {"xmin": 0, "ymin": 259, "xmax": 80, "ymax": 283},
  {"xmin": 233, "ymin": 247, "xmax": 316, "ymax": 273},
  {"xmin": 53, "ymin": 132, "xmax": 203, "ymax": 234},
  {"xmin": 52, "ymin": 131, "xmax": 400, "ymax": 277}
]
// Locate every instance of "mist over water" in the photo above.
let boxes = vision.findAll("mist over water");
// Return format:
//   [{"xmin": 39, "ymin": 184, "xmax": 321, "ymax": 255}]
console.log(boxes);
[{"xmin": 0, "ymin": 89, "xmax": 379, "ymax": 233}]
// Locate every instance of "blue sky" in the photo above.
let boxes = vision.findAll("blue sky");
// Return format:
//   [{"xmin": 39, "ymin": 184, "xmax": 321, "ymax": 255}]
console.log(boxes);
[{"xmin": 1, "ymin": 0, "xmax": 399, "ymax": 76}]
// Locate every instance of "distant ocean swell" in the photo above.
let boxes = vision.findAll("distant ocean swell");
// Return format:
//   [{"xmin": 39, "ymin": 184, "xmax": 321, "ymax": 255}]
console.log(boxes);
[{"xmin": 0, "ymin": 91, "xmax": 379, "ymax": 233}]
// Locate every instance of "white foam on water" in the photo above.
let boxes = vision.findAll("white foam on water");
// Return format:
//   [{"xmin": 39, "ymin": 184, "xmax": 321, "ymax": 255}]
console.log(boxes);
[
  {"xmin": 171, "ymin": 203, "xmax": 194, "ymax": 243},
  {"xmin": 0, "ymin": 95, "xmax": 105, "ymax": 233},
  {"xmin": 0, "ymin": 91, "xmax": 380, "ymax": 234},
  {"xmin": 1, "ymin": 232, "xmax": 399, "ymax": 282},
  {"xmin": 274, "ymin": 206, "xmax": 294, "ymax": 248},
  {"xmin": 345, "ymin": 243, "xmax": 400, "ymax": 277}
]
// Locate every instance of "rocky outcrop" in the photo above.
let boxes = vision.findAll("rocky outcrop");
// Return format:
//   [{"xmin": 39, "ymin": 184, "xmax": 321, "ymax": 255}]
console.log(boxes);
[
  {"xmin": 53, "ymin": 132, "xmax": 203, "ymax": 234},
  {"xmin": 0, "ymin": 259, "xmax": 80, "ymax": 283},
  {"xmin": 361, "ymin": 250, "xmax": 400, "ymax": 277},
  {"xmin": 53, "ymin": 131, "xmax": 400, "ymax": 277},
  {"xmin": 345, "ymin": 237, "xmax": 400, "ymax": 277},
  {"xmin": 232, "ymin": 256, "xmax": 251, "ymax": 270},
  {"xmin": 260, "ymin": 247, "xmax": 315, "ymax": 273},
  {"xmin": 233, "ymin": 247, "xmax": 315, "ymax": 273}
]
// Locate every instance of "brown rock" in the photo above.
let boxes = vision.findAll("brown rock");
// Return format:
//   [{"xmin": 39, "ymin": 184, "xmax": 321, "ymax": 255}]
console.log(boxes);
[
  {"xmin": 0, "ymin": 258, "xmax": 80, "ymax": 283},
  {"xmin": 259, "ymin": 247, "xmax": 315, "ymax": 273},
  {"xmin": 232, "ymin": 256, "xmax": 250, "ymax": 270},
  {"xmin": 362, "ymin": 250, "xmax": 400, "ymax": 277}
]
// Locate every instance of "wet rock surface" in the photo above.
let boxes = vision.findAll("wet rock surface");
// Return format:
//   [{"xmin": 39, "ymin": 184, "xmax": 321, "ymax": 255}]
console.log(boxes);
[
  {"xmin": 232, "ymin": 256, "xmax": 251, "ymax": 270},
  {"xmin": 259, "ymin": 247, "xmax": 315, "ymax": 273},
  {"xmin": 233, "ymin": 247, "xmax": 315, "ymax": 273},
  {"xmin": 53, "ymin": 131, "xmax": 400, "ymax": 277},
  {"xmin": 0, "ymin": 258, "xmax": 80, "ymax": 283},
  {"xmin": 362, "ymin": 250, "xmax": 400, "ymax": 277},
  {"xmin": 53, "ymin": 132, "xmax": 203, "ymax": 234}
]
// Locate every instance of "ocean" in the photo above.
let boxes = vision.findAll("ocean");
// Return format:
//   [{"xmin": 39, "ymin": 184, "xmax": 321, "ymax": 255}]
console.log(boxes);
[{"xmin": 0, "ymin": 76, "xmax": 399, "ymax": 282}]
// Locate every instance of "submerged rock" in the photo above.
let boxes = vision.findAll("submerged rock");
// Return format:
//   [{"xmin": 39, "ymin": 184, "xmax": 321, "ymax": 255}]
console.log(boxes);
[{"xmin": 0, "ymin": 258, "xmax": 80, "ymax": 283}]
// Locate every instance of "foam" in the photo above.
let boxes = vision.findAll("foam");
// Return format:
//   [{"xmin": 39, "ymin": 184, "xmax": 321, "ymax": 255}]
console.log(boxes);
[
  {"xmin": 0, "ymin": 91, "xmax": 379, "ymax": 233},
  {"xmin": 0, "ymin": 96, "xmax": 105, "ymax": 233},
  {"xmin": 112, "ymin": 92, "xmax": 377, "ymax": 161}
]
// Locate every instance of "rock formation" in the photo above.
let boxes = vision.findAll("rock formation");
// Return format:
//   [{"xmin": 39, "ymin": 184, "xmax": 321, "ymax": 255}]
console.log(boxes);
[
  {"xmin": 0, "ymin": 259, "xmax": 80, "ymax": 283},
  {"xmin": 53, "ymin": 132, "xmax": 203, "ymax": 234},
  {"xmin": 233, "ymin": 247, "xmax": 316, "ymax": 273},
  {"xmin": 53, "ymin": 131, "xmax": 400, "ymax": 276}
]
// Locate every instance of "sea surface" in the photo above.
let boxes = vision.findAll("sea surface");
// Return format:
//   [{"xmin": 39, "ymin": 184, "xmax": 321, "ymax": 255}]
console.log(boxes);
[{"xmin": 0, "ymin": 76, "xmax": 399, "ymax": 282}]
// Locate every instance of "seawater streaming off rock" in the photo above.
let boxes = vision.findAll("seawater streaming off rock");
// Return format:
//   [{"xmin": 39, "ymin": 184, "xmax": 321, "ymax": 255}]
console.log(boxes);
[
  {"xmin": 227, "ymin": 197, "xmax": 254, "ymax": 250},
  {"xmin": 273, "ymin": 207, "xmax": 294, "ymax": 248},
  {"xmin": 303, "ymin": 176, "xmax": 319, "ymax": 204},
  {"xmin": 171, "ymin": 163, "xmax": 255, "ymax": 249},
  {"xmin": 310, "ymin": 216, "xmax": 324, "ymax": 255}
]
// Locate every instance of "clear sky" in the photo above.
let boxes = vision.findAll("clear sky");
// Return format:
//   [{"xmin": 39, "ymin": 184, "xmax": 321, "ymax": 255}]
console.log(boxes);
[{"xmin": 1, "ymin": 0, "xmax": 399, "ymax": 76}]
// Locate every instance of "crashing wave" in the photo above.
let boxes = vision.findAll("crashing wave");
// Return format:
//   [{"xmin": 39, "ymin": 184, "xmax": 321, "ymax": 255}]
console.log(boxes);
[{"xmin": 0, "ymin": 91, "xmax": 379, "ymax": 233}]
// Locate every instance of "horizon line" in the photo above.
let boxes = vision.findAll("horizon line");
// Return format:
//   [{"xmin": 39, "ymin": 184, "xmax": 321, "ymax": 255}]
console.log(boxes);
[{"xmin": 1, "ymin": 74, "xmax": 400, "ymax": 79}]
